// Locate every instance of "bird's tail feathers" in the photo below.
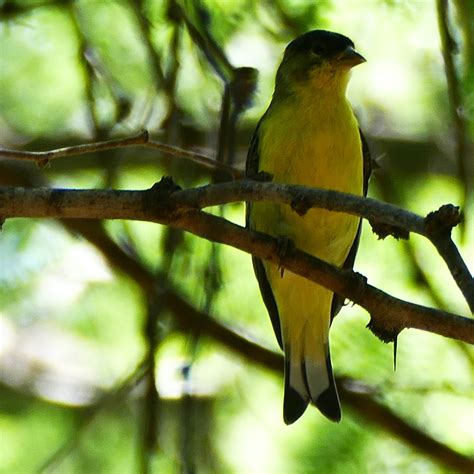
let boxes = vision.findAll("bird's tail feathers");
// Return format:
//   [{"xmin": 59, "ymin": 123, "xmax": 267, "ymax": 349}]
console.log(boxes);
[
  {"xmin": 283, "ymin": 341, "xmax": 341, "ymax": 424},
  {"xmin": 283, "ymin": 355, "xmax": 309, "ymax": 424}
]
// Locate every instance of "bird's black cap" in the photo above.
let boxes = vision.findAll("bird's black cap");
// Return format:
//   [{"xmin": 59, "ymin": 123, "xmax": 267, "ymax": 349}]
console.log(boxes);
[{"xmin": 286, "ymin": 30, "xmax": 355, "ymax": 58}]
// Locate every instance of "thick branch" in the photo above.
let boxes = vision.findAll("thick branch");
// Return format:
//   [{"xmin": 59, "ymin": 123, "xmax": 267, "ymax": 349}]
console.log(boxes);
[
  {"xmin": 169, "ymin": 182, "xmax": 474, "ymax": 303},
  {"xmin": 169, "ymin": 181, "xmax": 474, "ymax": 312},
  {"xmin": 169, "ymin": 179, "xmax": 427, "ymax": 234},
  {"xmin": 0, "ymin": 185, "xmax": 472, "ymax": 343},
  {"xmin": 2, "ymin": 136, "xmax": 471, "ymax": 307},
  {"xmin": 1, "ymin": 180, "xmax": 473, "ymax": 312},
  {"xmin": 175, "ymin": 211, "xmax": 474, "ymax": 343}
]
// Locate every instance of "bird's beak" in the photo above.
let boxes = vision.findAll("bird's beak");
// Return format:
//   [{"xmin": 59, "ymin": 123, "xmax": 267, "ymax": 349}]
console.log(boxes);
[{"xmin": 336, "ymin": 46, "xmax": 366, "ymax": 67}]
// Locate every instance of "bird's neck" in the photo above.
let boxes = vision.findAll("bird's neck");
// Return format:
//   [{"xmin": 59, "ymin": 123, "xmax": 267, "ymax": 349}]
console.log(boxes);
[
  {"xmin": 270, "ymin": 86, "xmax": 352, "ymax": 126},
  {"xmin": 274, "ymin": 68, "xmax": 351, "ymax": 104}
]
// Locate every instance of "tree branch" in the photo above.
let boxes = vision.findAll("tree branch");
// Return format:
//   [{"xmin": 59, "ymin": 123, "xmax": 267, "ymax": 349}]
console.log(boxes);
[
  {"xmin": 0, "ymin": 183, "xmax": 473, "ymax": 343},
  {"xmin": 2, "ymin": 134, "xmax": 470, "ymax": 308},
  {"xmin": 168, "ymin": 180, "xmax": 474, "ymax": 312},
  {"xmin": 437, "ymin": 0, "xmax": 470, "ymax": 208},
  {"xmin": 339, "ymin": 378, "xmax": 474, "ymax": 473},
  {"xmin": 1, "ymin": 178, "xmax": 473, "ymax": 313},
  {"xmin": 0, "ymin": 130, "xmax": 242, "ymax": 178}
]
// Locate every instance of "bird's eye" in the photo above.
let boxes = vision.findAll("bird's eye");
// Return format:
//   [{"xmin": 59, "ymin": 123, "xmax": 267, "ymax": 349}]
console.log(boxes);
[{"xmin": 311, "ymin": 42, "xmax": 326, "ymax": 56}]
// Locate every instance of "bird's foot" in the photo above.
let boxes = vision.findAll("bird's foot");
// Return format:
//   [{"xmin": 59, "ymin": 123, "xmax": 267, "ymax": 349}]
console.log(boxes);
[
  {"xmin": 247, "ymin": 170, "xmax": 273, "ymax": 182},
  {"xmin": 291, "ymin": 193, "xmax": 312, "ymax": 216},
  {"xmin": 276, "ymin": 236, "xmax": 295, "ymax": 278}
]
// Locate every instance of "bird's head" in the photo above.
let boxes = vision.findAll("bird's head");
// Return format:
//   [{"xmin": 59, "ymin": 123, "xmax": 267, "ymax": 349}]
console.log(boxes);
[{"xmin": 275, "ymin": 30, "xmax": 365, "ymax": 98}]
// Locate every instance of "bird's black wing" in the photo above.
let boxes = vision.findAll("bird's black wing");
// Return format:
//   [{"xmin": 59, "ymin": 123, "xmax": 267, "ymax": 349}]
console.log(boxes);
[
  {"xmin": 246, "ymin": 120, "xmax": 284, "ymax": 350},
  {"xmin": 330, "ymin": 129, "xmax": 372, "ymax": 319}
]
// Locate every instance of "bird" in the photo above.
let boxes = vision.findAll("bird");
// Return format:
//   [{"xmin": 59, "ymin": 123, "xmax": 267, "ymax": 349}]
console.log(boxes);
[{"xmin": 246, "ymin": 30, "xmax": 371, "ymax": 424}]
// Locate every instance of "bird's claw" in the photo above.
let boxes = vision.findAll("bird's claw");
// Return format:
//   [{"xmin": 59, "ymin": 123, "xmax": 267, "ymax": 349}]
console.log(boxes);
[{"xmin": 276, "ymin": 236, "xmax": 295, "ymax": 277}]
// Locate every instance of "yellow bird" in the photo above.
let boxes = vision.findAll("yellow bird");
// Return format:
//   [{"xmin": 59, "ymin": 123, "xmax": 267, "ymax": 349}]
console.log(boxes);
[{"xmin": 246, "ymin": 30, "xmax": 370, "ymax": 424}]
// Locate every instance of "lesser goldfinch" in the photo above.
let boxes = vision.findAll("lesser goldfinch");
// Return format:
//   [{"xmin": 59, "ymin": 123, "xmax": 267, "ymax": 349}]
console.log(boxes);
[{"xmin": 246, "ymin": 30, "xmax": 371, "ymax": 424}]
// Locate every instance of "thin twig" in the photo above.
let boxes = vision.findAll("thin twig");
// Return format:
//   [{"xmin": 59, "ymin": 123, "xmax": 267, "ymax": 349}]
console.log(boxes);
[
  {"xmin": 0, "ymin": 131, "xmax": 149, "ymax": 161},
  {"xmin": 129, "ymin": 0, "xmax": 166, "ymax": 85},
  {"xmin": 437, "ymin": 0, "xmax": 470, "ymax": 213},
  {"xmin": 0, "ymin": 130, "xmax": 243, "ymax": 177},
  {"xmin": 69, "ymin": 3, "xmax": 102, "ymax": 136},
  {"xmin": 175, "ymin": 1, "xmax": 234, "ymax": 82},
  {"xmin": 430, "ymin": 232, "xmax": 474, "ymax": 312}
]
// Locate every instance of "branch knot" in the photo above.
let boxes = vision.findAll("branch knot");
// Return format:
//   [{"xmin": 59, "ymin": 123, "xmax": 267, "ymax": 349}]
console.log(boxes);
[
  {"xmin": 424, "ymin": 204, "xmax": 460, "ymax": 236},
  {"xmin": 369, "ymin": 220, "xmax": 409, "ymax": 240},
  {"xmin": 366, "ymin": 318, "xmax": 401, "ymax": 344},
  {"xmin": 143, "ymin": 176, "xmax": 182, "ymax": 217}
]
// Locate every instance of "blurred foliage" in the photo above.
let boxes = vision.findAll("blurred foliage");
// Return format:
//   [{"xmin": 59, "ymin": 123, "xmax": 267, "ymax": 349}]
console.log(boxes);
[{"xmin": 0, "ymin": 0, "xmax": 473, "ymax": 473}]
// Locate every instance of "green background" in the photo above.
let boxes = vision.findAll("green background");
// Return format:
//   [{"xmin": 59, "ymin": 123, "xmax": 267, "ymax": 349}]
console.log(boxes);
[{"xmin": 0, "ymin": 0, "xmax": 473, "ymax": 472}]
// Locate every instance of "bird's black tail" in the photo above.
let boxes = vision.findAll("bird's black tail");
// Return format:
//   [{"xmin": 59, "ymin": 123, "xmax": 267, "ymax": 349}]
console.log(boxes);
[{"xmin": 283, "ymin": 348, "xmax": 341, "ymax": 424}]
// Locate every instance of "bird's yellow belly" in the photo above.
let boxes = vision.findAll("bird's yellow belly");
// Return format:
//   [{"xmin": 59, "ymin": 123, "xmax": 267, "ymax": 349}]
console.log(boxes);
[
  {"xmin": 251, "ymin": 105, "xmax": 363, "ymax": 267},
  {"xmin": 250, "ymin": 103, "xmax": 364, "ymax": 353}
]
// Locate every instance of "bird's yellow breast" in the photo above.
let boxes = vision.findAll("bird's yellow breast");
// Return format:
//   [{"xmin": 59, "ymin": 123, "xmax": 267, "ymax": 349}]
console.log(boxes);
[{"xmin": 251, "ymin": 95, "xmax": 363, "ymax": 265}]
